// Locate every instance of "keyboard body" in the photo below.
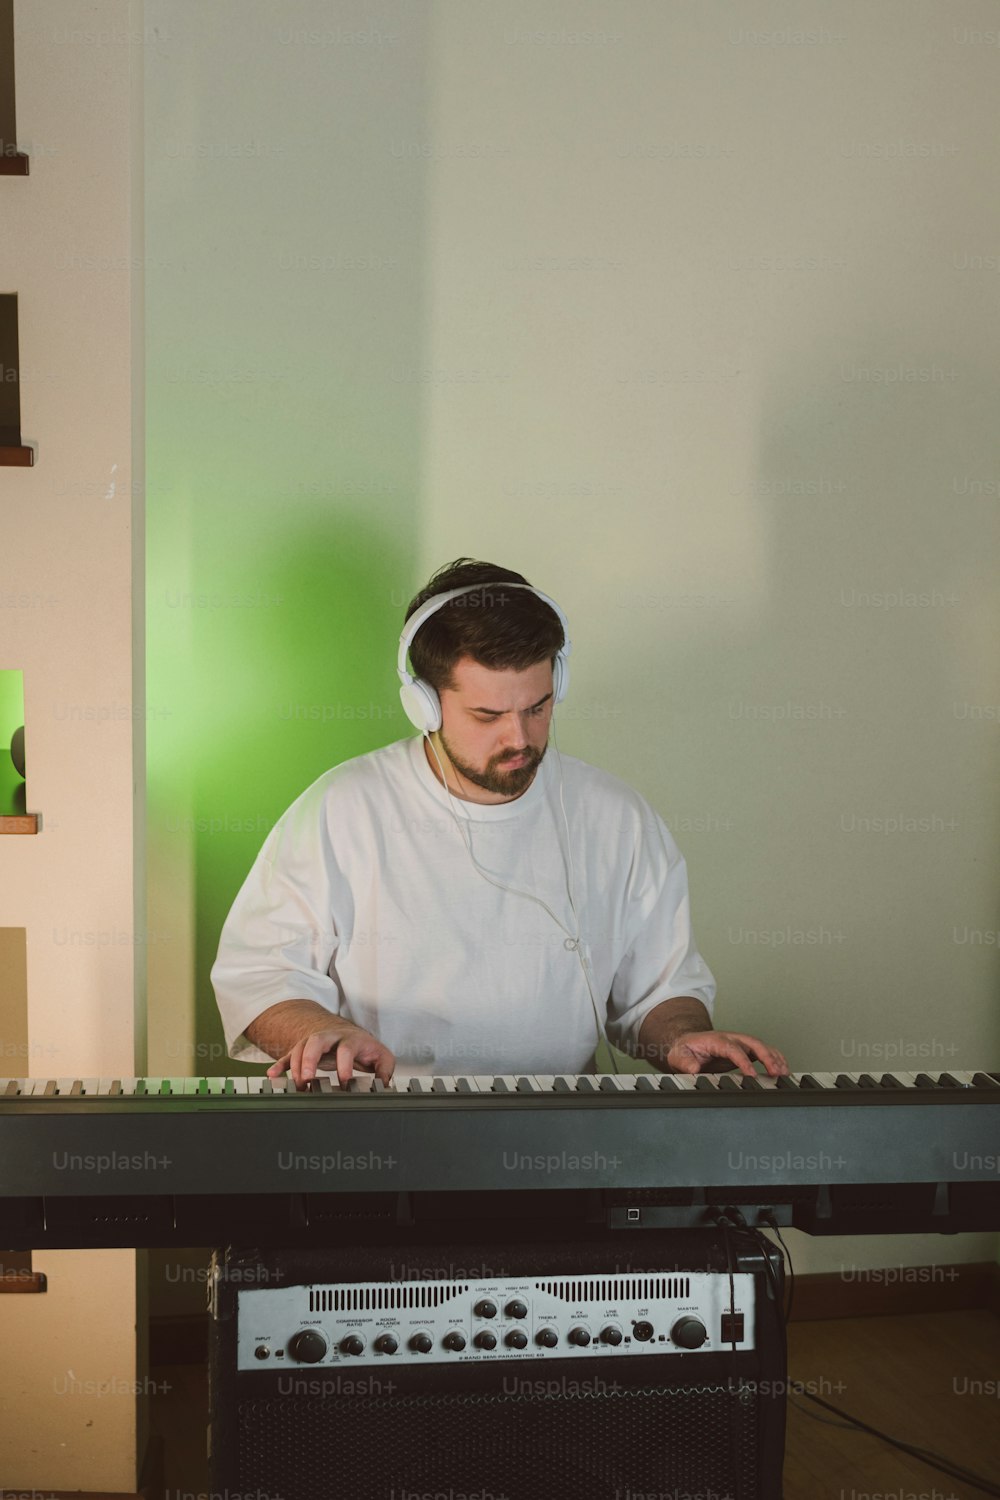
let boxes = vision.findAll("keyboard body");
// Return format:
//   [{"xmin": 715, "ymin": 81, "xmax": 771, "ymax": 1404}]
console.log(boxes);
[{"xmin": 1, "ymin": 1069, "xmax": 997, "ymax": 1247}]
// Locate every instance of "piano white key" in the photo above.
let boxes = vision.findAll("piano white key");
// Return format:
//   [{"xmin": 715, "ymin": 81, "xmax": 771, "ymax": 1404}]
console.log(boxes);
[
  {"xmin": 946, "ymin": 1070, "xmax": 976, "ymax": 1088},
  {"xmin": 611, "ymin": 1073, "xmax": 640, "ymax": 1090},
  {"xmin": 746, "ymin": 1074, "xmax": 781, "ymax": 1090},
  {"xmin": 28, "ymin": 1078, "xmax": 51, "ymax": 1095},
  {"xmin": 668, "ymin": 1074, "xmax": 700, "ymax": 1090},
  {"xmin": 181, "ymin": 1078, "xmax": 200, "ymax": 1094},
  {"xmin": 531, "ymin": 1074, "xmax": 558, "ymax": 1092},
  {"xmin": 117, "ymin": 1077, "xmax": 138, "ymax": 1095},
  {"xmin": 453, "ymin": 1075, "xmax": 481, "ymax": 1093},
  {"xmin": 79, "ymin": 1077, "xmax": 101, "ymax": 1095},
  {"xmin": 245, "ymin": 1076, "xmax": 268, "ymax": 1094},
  {"xmin": 346, "ymin": 1074, "xmax": 376, "ymax": 1093},
  {"xmin": 269, "ymin": 1076, "xmax": 290, "ymax": 1093},
  {"xmin": 887, "ymin": 1071, "xmax": 918, "ymax": 1087},
  {"xmin": 595, "ymin": 1074, "xmax": 627, "ymax": 1091},
  {"xmin": 405, "ymin": 1076, "xmax": 433, "ymax": 1094},
  {"xmin": 228, "ymin": 1076, "xmax": 249, "ymax": 1094},
  {"xmin": 205, "ymin": 1078, "xmax": 227, "ymax": 1095}
]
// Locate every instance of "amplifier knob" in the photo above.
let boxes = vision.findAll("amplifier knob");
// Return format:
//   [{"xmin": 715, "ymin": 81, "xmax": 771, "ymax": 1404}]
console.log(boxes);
[
  {"xmin": 536, "ymin": 1327, "xmax": 559, "ymax": 1348},
  {"xmin": 475, "ymin": 1299, "xmax": 498, "ymax": 1318},
  {"xmin": 600, "ymin": 1326, "xmax": 623, "ymax": 1346},
  {"xmin": 671, "ymin": 1317, "xmax": 707, "ymax": 1349},
  {"xmin": 474, "ymin": 1331, "xmax": 497, "ymax": 1350},
  {"xmin": 409, "ymin": 1332, "xmax": 433, "ymax": 1354},
  {"xmin": 340, "ymin": 1335, "xmax": 365, "ymax": 1356},
  {"xmin": 373, "ymin": 1334, "xmax": 398, "ymax": 1355},
  {"xmin": 567, "ymin": 1327, "xmax": 591, "ymax": 1347},
  {"xmin": 505, "ymin": 1299, "xmax": 528, "ymax": 1320},
  {"xmin": 288, "ymin": 1329, "xmax": 328, "ymax": 1364},
  {"xmin": 505, "ymin": 1328, "xmax": 528, "ymax": 1349},
  {"xmin": 443, "ymin": 1330, "xmax": 466, "ymax": 1352}
]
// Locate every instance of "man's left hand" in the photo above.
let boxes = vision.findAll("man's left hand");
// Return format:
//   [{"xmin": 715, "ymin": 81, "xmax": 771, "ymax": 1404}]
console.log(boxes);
[{"xmin": 666, "ymin": 1030, "xmax": 788, "ymax": 1077}]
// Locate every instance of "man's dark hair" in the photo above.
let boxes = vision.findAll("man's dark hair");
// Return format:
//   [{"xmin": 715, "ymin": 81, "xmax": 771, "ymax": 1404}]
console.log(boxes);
[{"xmin": 404, "ymin": 558, "xmax": 565, "ymax": 695}]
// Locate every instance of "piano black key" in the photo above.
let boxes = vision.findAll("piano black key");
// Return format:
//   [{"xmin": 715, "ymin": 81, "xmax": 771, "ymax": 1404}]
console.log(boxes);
[
  {"xmin": 455, "ymin": 1077, "xmax": 473, "ymax": 1094},
  {"xmin": 575, "ymin": 1077, "xmax": 597, "ymax": 1093},
  {"xmin": 69, "ymin": 1080, "xmax": 84, "ymax": 1096},
  {"xmin": 717, "ymin": 1074, "xmax": 741, "ymax": 1091},
  {"xmin": 159, "ymin": 1080, "xmax": 172, "ymax": 1096},
  {"xmin": 694, "ymin": 1076, "xmax": 717, "ymax": 1092},
  {"xmin": 634, "ymin": 1075, "xmax": 658, "ymax": 1093},
  {"xmin": 834, "ymin": 1074, "xmax": 860, "ymax": 1089},
  {"xmin": 260, "ymin": 1078, "xmax": 273, "ymax": 1095},
  {"xmin": 491, "ymin": 1078, "xmax": 510, "ymax": 1094},
  {"xmin": 775, "ymin": 1074, "xmax": 799, "ymax": 1089},
  {"xmin": 432, "ymin": 1077, "xmax": 450, "ymax": 1094},
  {"xmin": 372, "ymin": 1079, "xmax": 386, "ymax": 1093},
  {"xmin": 739, "ymin": 1075, "xmax": 763, "ymax": 1091},
  {"xmin": 798, "ymin": 1074, "xmax": 822, "ymax": 1089},
  {"xmin": 879, "ymin": 1073, "xmax": 904, "ymax": 1088},
  {"xmin": 224, "ymin": 1079, "xmax": 236, "ymax": 1095},
  {"xmin": 856, "ymin": 1074, "xmax": 879, "ymax": 1089},
  {"xmin": 657, "ymin": 1075, "xmax": 682, "ymax": 1091},
  {"xmin": 937, "ymin": 1073, "xmax": 962, "ymax": 1088},
  {"xmin": 43, "ymin": 1080, "xmax": 57, "ymax": 1096},
  {"xmin": 973, "ymin": 1072, "xmax": 1000, "ymax": 1089},
  {"xmin": 599, "ymin": 1076, "xmax": 620, "ymax": 1093},
  {"xmin": 552, "ymin": 1077, "xmax": 573, "ymax": 1093},
  {"xmin": 914, "ymin": 1073, "xmax": 940, "ymax": 1089},
  {"xmin": 515, "ymin": 1077, "xmax": 535, "ymax": 1093},
  {"xmin": 3, "ymin": 1081, "xmax": 18, "ymax": 1096}
]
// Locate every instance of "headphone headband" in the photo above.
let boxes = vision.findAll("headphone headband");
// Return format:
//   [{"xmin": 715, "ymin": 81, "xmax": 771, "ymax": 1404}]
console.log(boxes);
[{"xmin": 397, "ymin": 581, "xmax": 572, "ymax": 734}]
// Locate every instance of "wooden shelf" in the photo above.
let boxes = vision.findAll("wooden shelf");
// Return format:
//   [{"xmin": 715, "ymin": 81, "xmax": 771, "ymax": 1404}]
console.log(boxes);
[
  {"xmin": 0, "ymin": 813, "xmax": 39, "ymax": 834},
  {"xmin": 0, "ymin": 150, "xmax": 27, "ymax": 175},
  {"xmin": 0, "ymin": 443, "xmax": 32, "ymax": 465}
]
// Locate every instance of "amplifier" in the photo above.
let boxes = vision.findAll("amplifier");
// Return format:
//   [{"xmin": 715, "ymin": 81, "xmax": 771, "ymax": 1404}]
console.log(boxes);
[{"xmin": 209, "ymin": 1225, "xmax": 787, "ymax": 1500}]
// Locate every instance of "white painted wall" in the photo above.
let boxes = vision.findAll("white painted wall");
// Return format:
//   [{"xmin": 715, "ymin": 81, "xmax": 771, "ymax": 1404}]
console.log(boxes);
[{"xmin": 141, "ymin": 0, "xmax": 998, "ymax": 1310}]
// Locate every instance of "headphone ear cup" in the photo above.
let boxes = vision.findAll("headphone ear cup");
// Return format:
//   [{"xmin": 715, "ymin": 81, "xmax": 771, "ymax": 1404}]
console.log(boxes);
[
  {"xmin": 399, "ymin": 679, "xmax": 442, "ymax": 734},
  {"xmin": 552, "ymin": 651, "xmax": 569, "ymax": 705}
]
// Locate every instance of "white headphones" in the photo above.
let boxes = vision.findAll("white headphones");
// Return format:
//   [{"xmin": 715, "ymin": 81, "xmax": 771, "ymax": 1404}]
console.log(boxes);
[{"xmin": 397, "ymin": 581, "xmax": 572, "ymax": 734}]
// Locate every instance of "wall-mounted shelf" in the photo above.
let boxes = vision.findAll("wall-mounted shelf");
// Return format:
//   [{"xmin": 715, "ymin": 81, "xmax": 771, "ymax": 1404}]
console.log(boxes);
[
  {"xmin": 0, "ymin": 813, "xmax": 39, "ymax": 834},
  {"xmin": 0, "ymin": 441, "xmax": 33, "ymax": 464},
  {"xmin": 0, "ymin": 150, "xmax": 28, "ymax": 176}
]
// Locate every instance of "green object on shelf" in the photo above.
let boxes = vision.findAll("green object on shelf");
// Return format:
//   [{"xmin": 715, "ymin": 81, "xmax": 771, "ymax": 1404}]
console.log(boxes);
[{"xmin": 0, "ymin": 669, "xmax": 25, "ymax": 816}]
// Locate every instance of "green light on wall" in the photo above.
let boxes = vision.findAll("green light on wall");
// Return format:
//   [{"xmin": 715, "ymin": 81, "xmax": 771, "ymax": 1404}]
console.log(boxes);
[{"xmin": 0, "ymin": 668, "xmax": 25, "ymax": 817}]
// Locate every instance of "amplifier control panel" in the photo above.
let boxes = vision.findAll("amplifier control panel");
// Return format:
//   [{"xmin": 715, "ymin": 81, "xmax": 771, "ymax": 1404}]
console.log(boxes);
[{"xmin": 237, "ymin": 1271, "xmax": 755, "ymax": 1369}]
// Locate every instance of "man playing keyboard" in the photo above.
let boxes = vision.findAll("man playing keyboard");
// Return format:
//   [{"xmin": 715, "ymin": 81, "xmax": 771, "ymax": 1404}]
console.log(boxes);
[{"xmin": 211, "ymin": 559, "xmax": 787, "ymax": 1091}]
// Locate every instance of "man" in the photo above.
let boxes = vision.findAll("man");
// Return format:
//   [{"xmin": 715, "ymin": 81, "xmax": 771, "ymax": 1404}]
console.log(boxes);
[{"xmin": 211, "ymin": 559, "xmax": 787, "ymax": 1089}]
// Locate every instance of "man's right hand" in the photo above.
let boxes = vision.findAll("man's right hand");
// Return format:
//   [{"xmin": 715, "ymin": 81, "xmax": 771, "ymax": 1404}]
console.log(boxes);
[{"xmin": 266, "ymin": 1022, "xmax": 396, "ymax": 1090}]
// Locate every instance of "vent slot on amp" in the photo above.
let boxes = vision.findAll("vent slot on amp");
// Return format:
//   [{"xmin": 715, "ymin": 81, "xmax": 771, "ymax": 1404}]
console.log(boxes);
[
  {"xmin": 309, "ymin": 1282, "xmax": 471, "ymax": 1313},
  {"xmin": 537, "ymin": 1275, "xmax": 690, "ymax": 1301}
]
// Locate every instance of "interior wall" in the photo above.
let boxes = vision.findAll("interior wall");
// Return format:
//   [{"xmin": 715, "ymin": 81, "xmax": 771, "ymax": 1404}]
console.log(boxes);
[
  {"xmin": 143, "ymin": 0, "xmax": 999, "ymax": 1308},
  {"xmin": 0, "ymin": 0, "xmax": 145, "ymax": 1487}
]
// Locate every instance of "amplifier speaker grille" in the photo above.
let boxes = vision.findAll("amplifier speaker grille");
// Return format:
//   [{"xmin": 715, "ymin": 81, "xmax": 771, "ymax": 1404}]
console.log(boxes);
[{"xmin": 234, "ymin": 1382, "xmax": 759, "ymax": 1499}]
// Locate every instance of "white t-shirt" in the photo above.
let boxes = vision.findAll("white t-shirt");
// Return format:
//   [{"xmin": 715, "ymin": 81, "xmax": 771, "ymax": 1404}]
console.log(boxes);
[{"xmin": 211, "ymin": 736, "xmax": 716, "ymax": 1075}]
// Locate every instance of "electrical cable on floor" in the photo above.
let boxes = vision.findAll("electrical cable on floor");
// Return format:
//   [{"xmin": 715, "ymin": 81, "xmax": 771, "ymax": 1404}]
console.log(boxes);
[
  {"xmin": 752, "ymin": 1215, "xmax": 1000, "ymax": 1498},
  {"xmin": 793, "ymin": 1388, "xmax": 1000, "ymax": 1497}
]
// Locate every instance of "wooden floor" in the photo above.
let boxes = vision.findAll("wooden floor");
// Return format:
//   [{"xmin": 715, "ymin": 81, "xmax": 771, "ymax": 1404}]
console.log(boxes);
[{"xmin": 148, "ymin": 1308, "xmax": 1000, "ymax": 1498}]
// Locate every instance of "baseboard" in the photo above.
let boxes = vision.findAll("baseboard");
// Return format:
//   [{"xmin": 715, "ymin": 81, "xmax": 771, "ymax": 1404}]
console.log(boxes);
[{"xmin": 148, "ymin": 1261, "xmax": 1000, "ymax": 1363}]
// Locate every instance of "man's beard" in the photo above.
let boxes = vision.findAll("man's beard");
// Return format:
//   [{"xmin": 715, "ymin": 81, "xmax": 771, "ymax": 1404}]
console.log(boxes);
[{"xmin": 437, "ymin": 731, "xmax": 546, "ymax": 797}]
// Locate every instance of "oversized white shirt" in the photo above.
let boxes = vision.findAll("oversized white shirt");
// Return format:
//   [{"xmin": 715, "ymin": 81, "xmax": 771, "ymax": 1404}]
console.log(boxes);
[{"xmin": 211, "ymin": 736, "xmax": 716, "ymax": 1075}]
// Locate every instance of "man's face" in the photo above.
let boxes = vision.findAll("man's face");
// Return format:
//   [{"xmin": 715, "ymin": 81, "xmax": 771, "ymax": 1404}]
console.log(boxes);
[{"xmin": 434, "ymin": 656, "xmax": 554, "ymax": 801}]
